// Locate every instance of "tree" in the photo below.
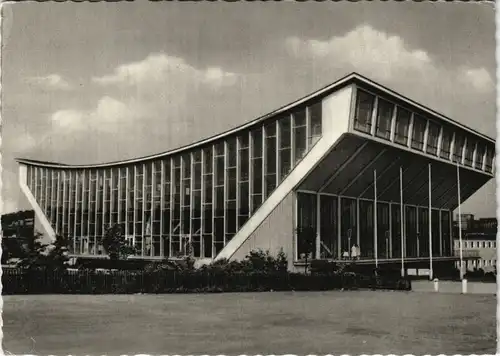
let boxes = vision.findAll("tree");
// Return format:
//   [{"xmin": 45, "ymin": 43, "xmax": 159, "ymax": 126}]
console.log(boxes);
[
  {"xmin": 18, "ymin": 232, "xmax": 70, "ymax": 271},
  {"xmin": 102, "ymin": 224, "xmax": 137, "ymax": 260}
]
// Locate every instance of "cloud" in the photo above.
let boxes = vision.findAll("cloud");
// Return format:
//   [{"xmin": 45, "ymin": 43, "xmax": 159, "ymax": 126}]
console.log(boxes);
[
  {"xmin": 285, "ymin": 25, "xmax": 492, "ymax": 92},
  {"xmin": 92, "ymin": 53, "xmax": 238, "ymax": 88},
  {"xmin": 462, "ymin": 67, "xmax": 494, "ymax": 91},
  {"xmin": 50, "ymin": 96, "xmax": 134, "ymax": 133},
  {"xmin": 26, "ymin": 74, "xmax": 73, "ymax": 90},
  {"xmin": 286, "ymin": 25, "xmax": 434, "ymax": 81}
]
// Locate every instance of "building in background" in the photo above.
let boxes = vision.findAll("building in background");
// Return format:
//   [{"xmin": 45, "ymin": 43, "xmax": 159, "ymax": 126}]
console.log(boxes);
[
  {"xmin": 1, "ymin": 210, "xmax": 35, "ymax": 262},
  {"xmin": 453, "ymin": 216, "xmax": 497, "ymax": 272},
  {"xmin": 16, "ymin": 73, "xmax": 495, "ymax": 272}
]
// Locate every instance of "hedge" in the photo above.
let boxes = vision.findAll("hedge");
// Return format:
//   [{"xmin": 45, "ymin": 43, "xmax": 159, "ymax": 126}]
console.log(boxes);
[{"xmin": 2, "ymin": 268, "xmax": 411, "ymax": 295}]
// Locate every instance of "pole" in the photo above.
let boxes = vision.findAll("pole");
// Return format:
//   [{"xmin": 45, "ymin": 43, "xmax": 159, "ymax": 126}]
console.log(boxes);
[
  {"xmin": 400, "ymin": 166, "xmax": 405, "ymax": 277},
  {"xmin": 457, "ymin": 162, "xmax": 464, "ymax": 281},
  {"xmin": 374, "ymin": 169, "xmax": 378, "ymax": 268},
  {"xmin": 429, "ymin": 163, "xmax": 433, "ymax": 280}
]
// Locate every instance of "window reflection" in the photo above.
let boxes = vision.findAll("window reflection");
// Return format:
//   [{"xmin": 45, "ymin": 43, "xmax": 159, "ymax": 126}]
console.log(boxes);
[
  {"xmin": 426, "ymin": 121, "xmax": 440, "ymax": 156},
  {"xmin": 411, "ymin": 115, "xmax": 426, "ymax": 151},
  {"xmin": 375, "ymin": 99, "xmax": 394, "ymax": 140},
  {"xmin": 394, "ymin": 107, "xmax": 411, "ymax": 145},
  {"xmin": 354, "ymin": 90, "xmax": 375, "ymax": 134},
  {"xmin": 440, "ymin": 128, "xmax": 452, "ymax": 160}
]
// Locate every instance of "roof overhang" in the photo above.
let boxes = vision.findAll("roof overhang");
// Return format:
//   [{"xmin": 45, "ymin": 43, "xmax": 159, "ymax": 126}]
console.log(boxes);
[{"xmin": 298, "ymin": 134, "xmax": 492, "ymax": 211}]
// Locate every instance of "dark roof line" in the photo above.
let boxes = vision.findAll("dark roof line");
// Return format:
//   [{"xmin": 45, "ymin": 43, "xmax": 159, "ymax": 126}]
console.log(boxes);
[{"xmin": 16, "ymin": 72, "xmax": 495, "ymax": 169}]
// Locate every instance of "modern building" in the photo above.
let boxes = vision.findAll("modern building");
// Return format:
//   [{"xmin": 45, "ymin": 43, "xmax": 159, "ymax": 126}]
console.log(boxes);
[
  {"xmin": 453, "ymin": 216, "xmax": 497, "ymax": 272},
  {"xmin": 16, "ymin": 73, "xmax": 495, "ymax": 272}
]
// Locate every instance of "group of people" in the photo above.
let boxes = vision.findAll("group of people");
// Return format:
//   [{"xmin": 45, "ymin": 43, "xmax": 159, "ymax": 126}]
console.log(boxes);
[{"xmin": 342, "ymin": 244, "xmax": 361, "ymax": 260}]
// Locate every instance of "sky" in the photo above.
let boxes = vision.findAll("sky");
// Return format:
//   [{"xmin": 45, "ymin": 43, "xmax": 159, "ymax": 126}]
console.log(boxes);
[{"xmin": 2, "ymin": 2, "xmax": 496, "ymax": 218}]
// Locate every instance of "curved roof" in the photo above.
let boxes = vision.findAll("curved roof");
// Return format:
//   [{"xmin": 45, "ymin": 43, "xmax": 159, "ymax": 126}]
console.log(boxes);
[{"xmin": 16, "ymin": 72, "xmax": 495, "ymax": 169}]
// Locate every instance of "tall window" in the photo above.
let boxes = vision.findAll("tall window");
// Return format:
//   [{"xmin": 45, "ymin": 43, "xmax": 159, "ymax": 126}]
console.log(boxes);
[
  {"xmin": 202, "ymin": 147, "xmax": 213, "ymax": 258},
  {"xmin": 264, "ymin": 121, "xmax": 277, "ymax": 199},
  {"xmin": 426, "ymin": 121, "xmax": 440, "ymax": 156},
  {"xmin": 394, "ymin": 107, "xmax": 411, "ymax": 145},
  {"xmin": 278, "ymin": 116, "xmax": 292, "ymax": 182},
  {"xmin": 475, "ymin": 144, "xmax": 485, "ymax": 170},
  {"xmin": 464, "ymin": 138, "xmax": 475, "ymax": 167},
  {"xmin": 225, "ymin": 138, "xmax": 237, "ymax": 243},
  {"xmin": 485, "ymin": 146, "xmax": 494, "ymax": 173},
  {"xmin": 251, "ymin": 128, "xmax": 263, "ymax": 213},
  {"xmin": 440, "ymin": 128, "xmax": 452, "ymax": 159},
  {"xmin": 308, "ymin": 102, "xmax": 322, "ymax": 147},
  {"xmin": 354, "ymin": 90, "xmax": 375, "ymax": 134},
  {"xmin": 213, "ymin": 142, "xmax": 225, "ymax": 254},
  {"xmin": 453, "ymin": 132, "xmax": 465, "ymax": 163},
  {"xmin": 237, "ymin": 134, "xmax": 250, "ymax": 229},
  {"xmin": 411, "ymin": 115, "xmax": 426, "ymax": 151},
  {"xmin": 293, "ymin": 109, "xmax": 307, "ymax": 163},
  {"xmin": 375, "ymin": 99, "xmax": 394, "ymax": 140}
]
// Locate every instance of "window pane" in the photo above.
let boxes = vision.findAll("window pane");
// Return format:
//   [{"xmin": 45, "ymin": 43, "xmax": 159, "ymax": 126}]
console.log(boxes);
[
  {"xmin": 475, "ymin": 144, "xmax": 485, "ymax": 169},
  {"xmin": 440, "ymin": 128, "xmax": 452, "ymax": 159},
  {"xmin": 453, "ymin": 132, "xmax": 465, "ymax": 163},
  {"xmin": 354, "ymin": 90, "xmax": 375, "ymax": 133},
  {"xmin": 464, "ymin": 138, "xmax": 475, "ymax": 167},
  {"xmin": 375, "ymin": 99, "xmax": 394, "ymax": 140},
  {"xmin": 308, "ymin": 102, "xmax": 322, "ymax": 146},
  {"xmin": 394, "ymin": 107, "xmax": 411, "ymax": 145},
  {"xmin": 426, "ymin": 121, "xmax": 440, "ymax": 156},
  {"xmin": 411, "ymin": 115, "xmax": 426, "ymax": 151}
]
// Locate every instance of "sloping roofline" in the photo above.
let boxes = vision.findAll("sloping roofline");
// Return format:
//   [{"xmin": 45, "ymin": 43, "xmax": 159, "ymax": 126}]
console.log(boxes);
[{"xmin": 16, "ymin": 72, "xmax": 495, "ymax": 169}]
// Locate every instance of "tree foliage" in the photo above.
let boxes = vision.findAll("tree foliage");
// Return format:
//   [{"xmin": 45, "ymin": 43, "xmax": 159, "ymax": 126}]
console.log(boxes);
[
  {"xmin": 18, "ymin": 232, "xmax": 70, "ymax": 271},
  {"xmin": 102, "ymin": 224, "xmax": 137, "ymax": 260}
]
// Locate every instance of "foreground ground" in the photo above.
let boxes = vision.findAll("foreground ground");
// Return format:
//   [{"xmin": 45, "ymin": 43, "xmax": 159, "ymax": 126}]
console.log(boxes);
[{"xmin": 2, "ymin": 290, "xmax": 496, "ymax": 355}]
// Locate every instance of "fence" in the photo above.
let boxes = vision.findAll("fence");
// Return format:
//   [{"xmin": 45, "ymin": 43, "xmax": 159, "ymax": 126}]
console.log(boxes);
[{"xmin": 2, "ymin": 268, "xmax": 411, "ymax": 295}]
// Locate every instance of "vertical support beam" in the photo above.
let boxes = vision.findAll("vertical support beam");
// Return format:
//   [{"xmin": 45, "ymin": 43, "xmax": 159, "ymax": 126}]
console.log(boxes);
[
  {"xmin": 62, "ymin": 171, "xmax": 67, "ymax": 239},
  {"xmin": 370, "ymin": 96, "xmax": 378, "ymax": 136},
  {"xmin": 356, "ymin": 198, "xmax": 360, "ymax": 247},
  {"xmin": 133, "ymin": 166, "xmax": 138, "ymax": 253},
  {"xmin": 461, "ymin": 137, "xmax": 467, "ymax": 165},
  {"xmin": 389, "ymin": 106, "xmax": 397, "ymax": 142},
  {"xmin": 374, "ymin": 170, "xmax": 378, "ymax": 267},
  {"xmin": 236, "ymin": 137, "xmax": 241, "ymax": 238},
  {"xmin": 407, "ymin": 113, "xmax": 414, "ymax": 148},
  {"xmin": 200, "ymin": 149, "xmax": 205, "ymax": 257},
  {"xmin": 211, "ymin": 146, "xmax": 216, "ymax": 258},
  {"xmin": 125, "ymin": 167, "xmax": 129, "ymax": 242},
  {"xmin": 388, "ymin": 203, "xmax": 392, "ymax": 258},
  {"xmin": 436, "ymin": 126, "xmax": 443, "ymax": 158},
  {"xmin": 142, "ymin": 163, "xmax": 147, "ymax": 256},
  {"xmin": 316, "ymin": 194, "xmax": 321, "ymax": 259},
  {"xmin": 159, "ymin": 161, "xmax": 164, "ymax": 257},
  {"xmin": 428, "ymin": 163, "xmax": 433, "ymax": 280},
  {"xmin": 151, "ymin": 162, "xmax": 156, "ymax": 257},
  {"xmin": 416, "ymin": 206, "xmax": 420, "ymax": 258},
  {"xmin": 438, "ymin": 210, "xmax": 442, "ymax": 257},
  {"xmin": 305, "ymin": 106, "xmax": 310, "ymax": 152},
  {"xmin": 293, "ymin": 192, "xmax": 298, "ymax": 261},
  {"xmin": 337, "ymin": 196, "xmax": 342, "ymax": 259},
  {"xmin": 275, "ymin": 119, "xmax": 280, "ymax": 186},
  {"xmin": 169, "ymin": 157, "xmax": 174, "ymax": 257},
  {"xmin": 189, "ymin": 152, "xmax": 195, "ymax": 247},
  {"xmin": 422, "ymin": 119, "xmax": 429, "ymax": 153},
  {"xmin": 457, "ymin": 162, "xmax": 464, "ymax": 280},
  {"xmin": 179, "ymin": 158, "xmax": 184, "ymax": 254},
  {"xmin": 400, "ymin": 166, "xmax": 405, "ymax": 277},
  {"xmin": 249, "ymin": 132, "xmax": 254, "ymax": 215},
  {"xmin": 223, "ymin": 141, "xmax": 228, "ymax": 245}
]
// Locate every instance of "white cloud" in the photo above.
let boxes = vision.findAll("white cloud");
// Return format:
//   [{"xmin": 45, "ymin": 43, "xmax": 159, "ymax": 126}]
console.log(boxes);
[
  {"xmin": 462, "ymin": 67, "xmax": 493, "ymax": 91},
  {"xmin": 51, "ymin": 96, "xmax": 134, "ymax": 133},
  {"xmin": 286, "ymin": 25, "xmax": 434, "ymax": 81},
  {"xmin": 285, "ymin": 25, "xmax": 491, "ymax": 93},
  {"xmin": 92, "ymin": 53, "xmax": 238, "ymax": 88},
  {"xmin": 26, "ymin": 74, "xmax": 73, "ymax": 90}
]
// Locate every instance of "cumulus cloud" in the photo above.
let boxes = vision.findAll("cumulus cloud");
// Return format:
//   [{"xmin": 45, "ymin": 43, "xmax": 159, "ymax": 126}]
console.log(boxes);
[
  {"xmin": 285, "ymin": 25, "xmax": 492, "ymax": 93},
  {"xmin": 92, "ymin": 53, "xmax": 238, "ymax": 88},
  {"xmin": 26, "ymin": 74, "xmax": 72, "ymax": 90},
  {"xmin": 462, "ymin": 67, "xmax": 494, "ymax": 92},
  {"xmin": 50, "ymin": 96, "xmax": 134, "ymax": 133}
]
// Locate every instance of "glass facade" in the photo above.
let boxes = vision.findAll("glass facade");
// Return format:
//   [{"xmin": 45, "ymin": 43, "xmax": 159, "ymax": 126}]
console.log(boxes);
[
  {"xmin": 25, "ymin": 100, "xmax": 323, "ymax": 259},
  {"xmin": 296, "ymin": 192, "xmax": 454, "ymax": 260},
  {"xmin": 352, "ymin": 87, "xmax": 494, "ymax": 174}
]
